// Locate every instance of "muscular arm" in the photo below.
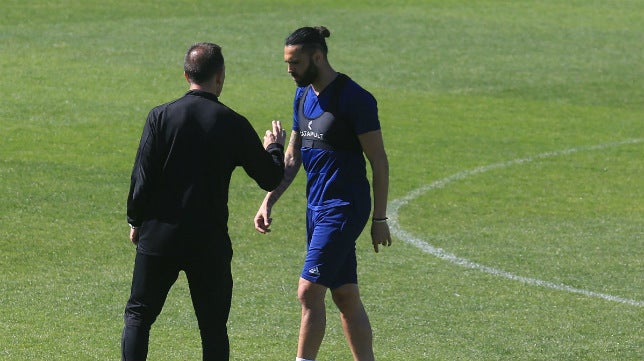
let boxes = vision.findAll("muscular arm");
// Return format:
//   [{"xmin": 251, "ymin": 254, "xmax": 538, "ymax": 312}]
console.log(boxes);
[
  {"xmin": 254, "ymin": 130, "xmax": 302, "ymax": 233},
  {"xmin": 359, "ymin": 129, "xmax": 392, "ymax": 252}
]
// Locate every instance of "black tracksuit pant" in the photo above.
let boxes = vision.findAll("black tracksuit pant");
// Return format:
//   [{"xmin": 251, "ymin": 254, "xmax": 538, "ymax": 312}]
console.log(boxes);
[{"xmin": 121, "ymin": 251, "xmax": 233, "ymax": 360}]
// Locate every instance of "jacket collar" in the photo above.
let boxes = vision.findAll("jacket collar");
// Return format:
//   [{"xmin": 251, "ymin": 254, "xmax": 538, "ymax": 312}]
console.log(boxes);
[{"xmin": 186, "ymin": 89, "xmax": 219, "ymax": 102}]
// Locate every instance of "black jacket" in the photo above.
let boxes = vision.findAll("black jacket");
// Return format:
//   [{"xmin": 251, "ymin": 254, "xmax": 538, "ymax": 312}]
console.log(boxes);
[{"xmin": 127, "ymin": 90, "xmax": 284, "ymax": 256}]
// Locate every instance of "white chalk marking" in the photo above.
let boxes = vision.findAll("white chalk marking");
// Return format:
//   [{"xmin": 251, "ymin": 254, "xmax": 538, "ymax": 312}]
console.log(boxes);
[{"xmin": 389, "ymin": 139, "xmax": 643, "ymax": 307}]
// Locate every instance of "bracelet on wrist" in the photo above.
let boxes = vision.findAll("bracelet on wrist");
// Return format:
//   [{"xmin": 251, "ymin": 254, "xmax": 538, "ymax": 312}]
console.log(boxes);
[{"xmin": 372, "ymin": 217, "xmax": 388, "ymax": 223}]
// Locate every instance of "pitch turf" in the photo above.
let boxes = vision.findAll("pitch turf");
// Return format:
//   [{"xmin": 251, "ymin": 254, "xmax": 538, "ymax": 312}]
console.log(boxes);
[{"xmin": 1, "ymin": 1, "xmax": 642, "ymax": 359}]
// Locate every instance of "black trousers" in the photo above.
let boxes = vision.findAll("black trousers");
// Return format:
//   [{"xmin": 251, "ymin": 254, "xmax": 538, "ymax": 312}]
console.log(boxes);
[{"xmin": 121, "ymin": 251, "xmax": 233, "ymax": 361}]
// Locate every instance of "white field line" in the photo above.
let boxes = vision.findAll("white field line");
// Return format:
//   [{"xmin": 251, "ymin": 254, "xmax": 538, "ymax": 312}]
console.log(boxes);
[{"xmin": 388, "ymin": 139, "xmax": 644, "ymax": 307}]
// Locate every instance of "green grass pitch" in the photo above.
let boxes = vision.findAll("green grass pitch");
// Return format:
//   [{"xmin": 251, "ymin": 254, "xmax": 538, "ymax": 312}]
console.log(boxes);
[{"xmin": 1, "ymin": 1, "xmax": 642, "ymax": 360}]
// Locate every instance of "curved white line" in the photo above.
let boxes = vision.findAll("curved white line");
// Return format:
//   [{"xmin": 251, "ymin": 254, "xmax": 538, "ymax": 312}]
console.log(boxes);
[{"xmin": 389, "ymin": 139, "xmax": 644, "ymax": 307}]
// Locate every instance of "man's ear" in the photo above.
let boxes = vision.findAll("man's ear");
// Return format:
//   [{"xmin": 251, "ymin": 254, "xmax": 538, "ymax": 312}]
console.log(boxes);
[
  {"xmin": 215, "ymin": 66, "xmax": 225, "ymax": 85},
  {"xmin": 313, "ymin": 50, "xmax": 323, "ymax": 65},
  {"xmin": 184, "ymin": 71, "xmax": 191, "ymax": 83}
]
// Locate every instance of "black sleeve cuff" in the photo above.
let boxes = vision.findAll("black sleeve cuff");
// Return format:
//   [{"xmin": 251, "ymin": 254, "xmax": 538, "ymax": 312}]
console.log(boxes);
[
  {"xmin": 266, "ymin": 143, "xmax": 284, "ymax": 154},
  {"xmin": 127, "ymin": 217, "xmax": 142, "ymax": 228}
]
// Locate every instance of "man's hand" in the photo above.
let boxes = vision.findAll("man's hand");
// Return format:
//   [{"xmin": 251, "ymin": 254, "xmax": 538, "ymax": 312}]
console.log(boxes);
[
  {"xmin": 254, "ymin": 202, "xmax": 272, "ymax": 234},
  {"xmin": 264, "ymin": 120, "xmax": 286, "ymax": 148},
  {"xmin": 129, "ymin": 227, "xmax": 139, "ymax": 245},
  {"xmin": 371, "ymin": 222, "xmax": 392, "ymax": 253}
]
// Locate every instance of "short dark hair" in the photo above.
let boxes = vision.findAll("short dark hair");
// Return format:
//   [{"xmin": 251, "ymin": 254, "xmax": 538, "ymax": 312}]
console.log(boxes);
[
  {"xmin": 285, "ymin": 26, "xmax": 331, "ymax": 55},
  {"xmin": 183, "ymin": 42, "xmax": 224, "ymax": 84}
]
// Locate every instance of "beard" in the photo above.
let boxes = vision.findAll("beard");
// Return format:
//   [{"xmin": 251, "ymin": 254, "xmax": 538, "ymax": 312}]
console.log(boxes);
[{"xmin": 293, "ymin": 60, "xmax": 319, "ymax": 87}]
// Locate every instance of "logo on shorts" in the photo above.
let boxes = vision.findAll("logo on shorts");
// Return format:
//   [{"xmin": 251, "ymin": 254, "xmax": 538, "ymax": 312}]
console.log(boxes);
[{"xmin": 308, "ymin": 266, "xmax": 320, "ymax": 276}]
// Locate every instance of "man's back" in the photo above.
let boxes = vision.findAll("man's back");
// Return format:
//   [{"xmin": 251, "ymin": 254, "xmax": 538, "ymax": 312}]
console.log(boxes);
[{"xmin": 127, "ymin": 90, "xmax": 283, "ymax": 255}]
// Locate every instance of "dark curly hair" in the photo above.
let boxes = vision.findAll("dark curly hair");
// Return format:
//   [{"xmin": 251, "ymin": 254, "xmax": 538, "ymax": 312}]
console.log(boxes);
[{"xmin": 285, "ymin": 26, "xmax": 331, "ymax": 55}]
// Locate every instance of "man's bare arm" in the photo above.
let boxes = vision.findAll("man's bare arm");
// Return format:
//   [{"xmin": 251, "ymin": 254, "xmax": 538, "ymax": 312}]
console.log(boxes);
[{"xmin": 254, "ymin": 130, "xmax": 302, "ymax": 233}]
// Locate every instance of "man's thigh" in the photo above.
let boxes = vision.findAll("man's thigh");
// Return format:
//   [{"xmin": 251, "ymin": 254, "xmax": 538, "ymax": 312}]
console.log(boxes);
[
  {"xmin": 125, "ymin": 253, "xmax": 181, "ymax": 322},
  {"xmin": 184, "ymin": 255, "xmax": 233, "ymax": 326}
]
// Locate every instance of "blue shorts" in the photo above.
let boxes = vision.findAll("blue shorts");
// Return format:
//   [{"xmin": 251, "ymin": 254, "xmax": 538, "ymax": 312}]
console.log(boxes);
[{"xmin": 301, "ymin": 205, "xmax": 370, "ymax": 289}]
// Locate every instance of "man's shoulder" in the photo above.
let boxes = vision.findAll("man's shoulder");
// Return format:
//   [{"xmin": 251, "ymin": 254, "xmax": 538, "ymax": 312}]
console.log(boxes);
[
  {"xmin": 150, "ymin": 91, "xmax": 234, "ymax": 114},
  {"xmin": 342, "ymin": 75, "xmax": 373, "ymax": 97},
  {"xmin": 337, "ymin": 76, "xmax": 376, "ymax": 111},
  {"xmin": 148, "ymin": 93, "xmax": 189, "ymax": 115}
]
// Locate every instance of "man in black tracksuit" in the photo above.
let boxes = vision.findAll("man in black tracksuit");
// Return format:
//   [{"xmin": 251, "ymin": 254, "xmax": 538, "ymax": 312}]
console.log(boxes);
[{"xmin": 122, "ymin": 42, "xmax": 286, "ymax": 361}]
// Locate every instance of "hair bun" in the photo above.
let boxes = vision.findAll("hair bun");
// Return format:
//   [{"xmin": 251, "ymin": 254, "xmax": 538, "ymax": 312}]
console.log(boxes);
[{"xmin": 315, "ymin": 26, "xmax": 331, "ymax": 38}]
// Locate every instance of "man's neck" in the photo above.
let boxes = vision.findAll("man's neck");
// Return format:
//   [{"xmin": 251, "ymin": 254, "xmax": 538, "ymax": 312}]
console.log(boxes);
[
  {"xmin": 189, "ymin": 82, "xmax": 219, "ymax": 97},
  {"xmin": 311, "ymin": 68, "xmax": 338, "ymax": 95}
]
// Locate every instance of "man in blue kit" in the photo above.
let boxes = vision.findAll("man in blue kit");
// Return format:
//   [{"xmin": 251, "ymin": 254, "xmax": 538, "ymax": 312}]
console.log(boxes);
[{"xmin": 254, "ymin": 26, "xmax": 392, "ymax": 361}]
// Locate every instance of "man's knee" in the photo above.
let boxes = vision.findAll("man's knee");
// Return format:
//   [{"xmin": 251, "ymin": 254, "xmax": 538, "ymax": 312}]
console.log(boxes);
[
  {"xmin": 297, "ymin": 278, "xmax": 327, "ymax": 307},
  {"xmin": 330, "ymin": 284, "xmax": 361, "ymax": 311},
  {"xmin": 124, "ymin": 300, "xmax": 160, "ymax": 328}
]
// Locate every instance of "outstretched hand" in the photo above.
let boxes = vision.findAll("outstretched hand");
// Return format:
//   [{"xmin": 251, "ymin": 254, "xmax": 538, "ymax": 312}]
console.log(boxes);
[{"xmin": 263, "ymin": 120, "xmax": 286, "ymax": 149}]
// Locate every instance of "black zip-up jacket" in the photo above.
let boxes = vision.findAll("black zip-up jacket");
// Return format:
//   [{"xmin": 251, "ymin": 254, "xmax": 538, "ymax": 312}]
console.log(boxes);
[{"xmin": 127, "ymin": 90, "xmax": 284, "ymax": 256}]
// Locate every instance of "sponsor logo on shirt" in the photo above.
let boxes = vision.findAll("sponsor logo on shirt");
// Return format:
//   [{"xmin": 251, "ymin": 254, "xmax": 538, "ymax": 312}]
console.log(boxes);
[{"xmin": 300, "ymin": 130, "xmax": 325, "ymax": 140}]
